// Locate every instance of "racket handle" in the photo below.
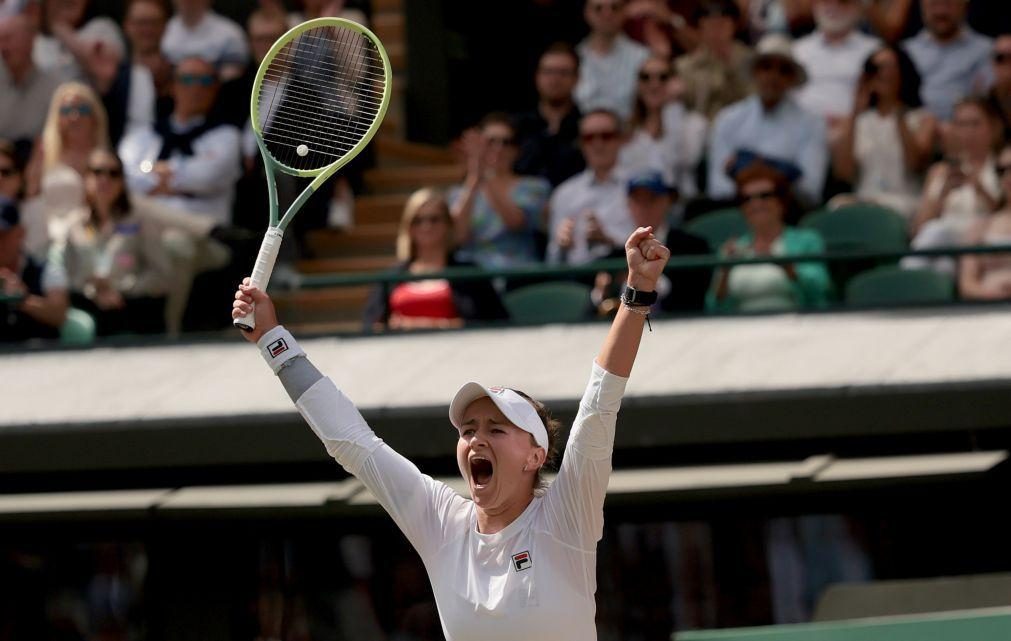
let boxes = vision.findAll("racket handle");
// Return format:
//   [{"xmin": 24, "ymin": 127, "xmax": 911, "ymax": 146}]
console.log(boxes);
[{"xmin": 234, "ymin": 227, "xmax": 284, "ymax": 332}]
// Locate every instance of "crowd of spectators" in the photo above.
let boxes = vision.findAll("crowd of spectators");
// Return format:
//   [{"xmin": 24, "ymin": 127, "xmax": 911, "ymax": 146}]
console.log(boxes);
[{"xmin": 2, "ymin": 0, "xmax": 1011, "ymax": 343}]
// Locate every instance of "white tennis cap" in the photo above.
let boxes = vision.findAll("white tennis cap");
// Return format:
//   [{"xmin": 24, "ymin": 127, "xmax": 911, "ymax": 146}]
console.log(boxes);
[{"xmin": 449, "ymin": 383, "xmax": 549, "ymax": 450}]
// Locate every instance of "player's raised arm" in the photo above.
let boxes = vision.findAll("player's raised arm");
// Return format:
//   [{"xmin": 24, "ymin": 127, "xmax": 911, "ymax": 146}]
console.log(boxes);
[{"xmin": 595, "ymin": 226, "xmax": 671, "ymax": 377}]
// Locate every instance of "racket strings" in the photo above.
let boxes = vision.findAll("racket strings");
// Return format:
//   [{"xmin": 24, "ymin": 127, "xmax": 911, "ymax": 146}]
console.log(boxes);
[{"xmin": 257, "ymin": 24, "xmax": 387, "ymax": 172}]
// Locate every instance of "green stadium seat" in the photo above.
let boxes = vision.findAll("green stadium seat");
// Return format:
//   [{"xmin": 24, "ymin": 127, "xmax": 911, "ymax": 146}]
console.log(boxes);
[
  {"xmin": 801, "ymin": 204, "xmax": 909, "ymax": 254},
  {"xmin": 60, "ymin": 307, "xmax": 96, "ymax": 346},
  {"xmin": 685, "ymin": 208, "xmax": 749, "ymax": 250},
  {"xmin": 503, "ymin": 281, "xmax": 592, "ymax": 324},
  {"xmin": 845, "ymin": 266, "xmax": 955, "ymax": 307}
]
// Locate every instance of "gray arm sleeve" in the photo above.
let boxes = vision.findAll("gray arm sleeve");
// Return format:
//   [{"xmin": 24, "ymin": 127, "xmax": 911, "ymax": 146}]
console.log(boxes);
[{"xmin": 277, "ymin": 356, "xmax": 324, "ymax": 402}]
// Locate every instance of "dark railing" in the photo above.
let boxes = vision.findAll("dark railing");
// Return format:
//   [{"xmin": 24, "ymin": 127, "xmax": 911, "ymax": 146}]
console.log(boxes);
[{"xmin": 294, "ymin": 244, "xmax": 1011, "ymax": 289}]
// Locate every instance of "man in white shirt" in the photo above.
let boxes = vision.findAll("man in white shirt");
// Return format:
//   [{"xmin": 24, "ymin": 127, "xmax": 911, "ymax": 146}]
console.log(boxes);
[
  {"xmin": 574, "ymin": 0, "xmax": 650, "ymax": 120},
  {"xmin": 161, "ymin": 0, "xmax": 248, "ymax": 81},
  {"xmin": 706, "ymin": 34, "xmax": 828, "ymax": 206},
  {"xmin": 120, "ymin": 56, "xmax": 241, "ymax": 226},
  {"xmin": 547, "ymin": 110, "xmax": 636, "ymax": 265},
  {"xmin": 902, "ymin": 0, "xmax": 992, "ymax": 121},
  {"xmin": 793, "ymin": 0, "xmax": 879, "ymax": 123}
]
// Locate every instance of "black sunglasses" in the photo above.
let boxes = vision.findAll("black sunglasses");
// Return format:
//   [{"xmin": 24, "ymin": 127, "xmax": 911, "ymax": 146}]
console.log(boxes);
[
  {"xmin": 994, "ymin": 52, "xmax": 1011, "ymax": 64},
  {"xmin": 638, "ymin": 71, "xmax": 672, "ymax": 82},
  {"xmin": 997, "ymin": 163, "xmax": 1011, "ymax": 176},
  {"xmin": 88, "ymin": 166, "xmax": 123, "ymax": 178},
  {"xmin": 755, "ymin": 58, "xmax": 796, "ymax": 76},
  {"xmin": 739, "ymin": 189, "xmax": 779, "ymax": 204}
]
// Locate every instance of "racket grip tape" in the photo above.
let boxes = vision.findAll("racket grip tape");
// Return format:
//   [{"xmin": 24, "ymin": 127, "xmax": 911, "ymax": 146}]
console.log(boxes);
[{"xmin": 234, "ymin": 228, "xmax": 284, "ymax": 331}]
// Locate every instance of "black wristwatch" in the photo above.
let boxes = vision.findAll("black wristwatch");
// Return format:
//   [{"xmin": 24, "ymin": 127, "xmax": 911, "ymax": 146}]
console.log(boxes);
[{"xmin": 621, "ymin": 285, "xmax": 658, "ymax": 307}]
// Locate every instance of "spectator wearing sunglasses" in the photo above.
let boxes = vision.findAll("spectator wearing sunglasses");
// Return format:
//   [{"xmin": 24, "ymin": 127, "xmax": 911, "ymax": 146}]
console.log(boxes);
[
  {"xmin": 51, "ymin": 148, "xmax": 170, "ymax": 335},
  {"xmin": 574, "ymin": 0, "xmax": 651, "ymax": 121},
  {"xmin": 619, "ymin": 55, "xmax": 708, "ymax": 201},
  {"xmin": 119, "ymin": 56, "xmax": 240, "ymax": 227},
  {"xmin": 0, "ymin": 12, "xmax": 62, "ymax": 150},
  {"xmin": 363, "ymin": 187, "xmax": 508, "ymax": 332},
  {"xmin": 676, "ymin": 0, "xmax": 754, "ymax": 121},
  {"xmin": 708, "ymin": 162, "xmax": 831, "ymax": 313},
  {"xmin": 161, "ymin": 0, "xmax": 248, "ymax": 82},
  {"xmin": 547, "ymin": 109, "xmax": 636, "ymax": 266},
  {"xmin": 706, "ymin": 34, "xmax": 828, "ymax": 207},
  {"xmin": 902, "ymin": 0, "xmax": 992, "ymax": 121},
  {"xmin": 451, "ymin": 113, "xmax": 551, "ymax": 269},
  {"xmin": 793, "ymin": 0, "xmax": 880, "ymax": 127},
  {"xmin": 987, "ymin": 34, "xmax": 1011, "ymax": 144}
]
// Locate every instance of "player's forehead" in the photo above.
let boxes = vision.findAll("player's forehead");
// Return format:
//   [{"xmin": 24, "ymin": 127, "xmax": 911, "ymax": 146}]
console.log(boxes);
[{"xmin": 460, "ymin": 397, "xmax": 512, "ymax": 425}]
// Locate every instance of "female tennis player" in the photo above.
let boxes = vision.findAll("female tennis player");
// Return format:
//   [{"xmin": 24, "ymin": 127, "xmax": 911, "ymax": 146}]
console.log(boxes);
[{"xmin": 233, "ymin": 226, "xmax": 670, "ymax": 640}]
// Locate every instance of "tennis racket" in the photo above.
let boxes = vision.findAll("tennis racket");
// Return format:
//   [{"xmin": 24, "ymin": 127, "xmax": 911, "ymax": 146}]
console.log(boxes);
[{"xmin": 234, "ymin": 17, "xmax": 391, "ymax": 331}]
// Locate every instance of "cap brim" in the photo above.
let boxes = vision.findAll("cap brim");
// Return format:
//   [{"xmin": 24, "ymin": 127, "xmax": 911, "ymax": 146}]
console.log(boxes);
[{"xmin": 449, "ymin": 382, "xmax": 491, "ymax": 430}]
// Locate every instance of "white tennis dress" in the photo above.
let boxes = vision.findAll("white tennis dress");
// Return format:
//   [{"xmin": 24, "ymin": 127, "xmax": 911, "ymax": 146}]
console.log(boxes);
[{"xmin": 260, "ymin": 327, "xmax": 627, "ymax": 640}]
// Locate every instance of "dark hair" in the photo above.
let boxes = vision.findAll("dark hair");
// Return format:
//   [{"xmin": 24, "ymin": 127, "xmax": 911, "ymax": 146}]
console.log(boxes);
[
  {"xmin": 0, "ymin": 139, "xmax": 20, "ymax": 171},
  {"xmin": 862, "ymin": 46, "xmax": 923, "ymax": 110},
  {"xmin": 539, "ymin": 41, "xmax": 580, "ymax": 71},
  {"xmin": 511, "ymin": 389, "xmax": 561, "ymax": 495},
  {"xmin": 693, "ymin": 0, "xmax": 741, "ymax": 24},
  {"xmin": 954, "ymin": 95, "xmax": 1005, "ymax": 150},
  {"xmin": 86, "ymin": 149, "xmax": 132, "ymax": 222},
  {"xmin": 631, "ymin": 56, "xmax": 675, "ymax": 131},
  {"xmin": 478, "ymin": 111, "xmax": 518, "ymax": 139},
  {"xmin": 581, "ymin": 108, "xmax": 624, "ymax": 133}
]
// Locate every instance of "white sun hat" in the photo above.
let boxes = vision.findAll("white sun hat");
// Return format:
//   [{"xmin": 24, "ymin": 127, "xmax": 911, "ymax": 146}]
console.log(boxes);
[{"xmin": 449, "ymin": 383, "xmax": 549, "ymax": 450}]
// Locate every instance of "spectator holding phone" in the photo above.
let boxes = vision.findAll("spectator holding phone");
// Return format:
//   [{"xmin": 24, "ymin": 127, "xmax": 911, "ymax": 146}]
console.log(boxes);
[{"xmin": 959, "ymin": 143, "xmax": 1011, "ymax": 301}]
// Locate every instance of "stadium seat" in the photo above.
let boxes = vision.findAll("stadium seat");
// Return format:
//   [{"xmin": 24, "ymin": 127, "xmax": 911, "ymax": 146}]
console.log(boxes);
[
  {"xmin": 801, "ymin": 204, "xmax": 908, "ymax": 254},
  {"xmin": 503, "ymin": 281, "xmax": 592, "ymax": 324},
  {"xmin": 684, "ymin": 208, "xmax": 749, "ymax": 250},
  {"xmin": 845, "ymin": 266, "xmax": 955, "ymax": 307},
  {"xmin": 60, "ymin": 308, "xmax": 96, "ymax": 346}
]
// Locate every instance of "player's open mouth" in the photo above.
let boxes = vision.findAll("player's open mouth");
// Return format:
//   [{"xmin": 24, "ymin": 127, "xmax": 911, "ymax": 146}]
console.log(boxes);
[{"xmin": 470, "ymin": 456, "xmax": 494, "ymax": 487}]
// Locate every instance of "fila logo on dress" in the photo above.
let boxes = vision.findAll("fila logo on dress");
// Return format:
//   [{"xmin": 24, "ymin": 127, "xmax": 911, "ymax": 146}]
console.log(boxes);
[
  {"xmin": 512, "ymin": 550, "xmax": 532, "ymax": 572},
  {"xmin": 268, "ymin": 338, "xmax": 288, "ymax": 358}
]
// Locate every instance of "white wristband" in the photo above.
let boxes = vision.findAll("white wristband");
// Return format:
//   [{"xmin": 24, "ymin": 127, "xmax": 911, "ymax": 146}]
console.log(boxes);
[{"xmin": 257, "ymin": 325, "xmax": 305, "ymax": 374}]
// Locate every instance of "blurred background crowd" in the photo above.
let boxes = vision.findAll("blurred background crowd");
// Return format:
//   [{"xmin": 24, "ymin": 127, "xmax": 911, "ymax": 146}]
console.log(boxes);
[{"xmin": 3, "ymin": 0, "xmax": 1011, "ymax": 343}]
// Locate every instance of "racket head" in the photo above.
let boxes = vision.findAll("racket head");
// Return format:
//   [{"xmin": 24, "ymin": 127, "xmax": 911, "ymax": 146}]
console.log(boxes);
[{"xmin": 250, "ymin": 17, "xmax": 391, "ymax": 181}]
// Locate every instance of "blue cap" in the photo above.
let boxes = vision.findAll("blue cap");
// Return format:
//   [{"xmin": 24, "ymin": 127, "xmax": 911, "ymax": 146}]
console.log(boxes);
[
  {"xmin": 0, "ymin": 197, "xmax": 19, "ymax": 231},
  {"xmin": 627, "ymin": 170, "xmax": 674, "ymax": 195}
]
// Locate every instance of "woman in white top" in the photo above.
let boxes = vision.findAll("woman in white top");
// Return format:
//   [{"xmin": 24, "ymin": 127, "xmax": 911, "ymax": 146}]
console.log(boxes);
[
  {"xmin": 619, "ymin": 55, "xmax": 708, "ymax": 201},
  {"xmin": 960, "ymin": 144, "xmax": 1011, "ymax": 301},
  {"xmin": 905, "ymin": 97, "xmax": 1003, "ymax": 274},
  {"xmin": 231, "ymin": 227, "xmax": 671, "ymax": 641},
  {"xmin": 831, "ymin": 45, "xmax": 937, "ymax": 219}
]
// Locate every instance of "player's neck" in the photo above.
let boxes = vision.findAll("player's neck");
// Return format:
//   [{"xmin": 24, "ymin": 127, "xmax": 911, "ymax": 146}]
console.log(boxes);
[{"xmin": 475, "ymin": 493, "xmax": 534, "ymax": 534}]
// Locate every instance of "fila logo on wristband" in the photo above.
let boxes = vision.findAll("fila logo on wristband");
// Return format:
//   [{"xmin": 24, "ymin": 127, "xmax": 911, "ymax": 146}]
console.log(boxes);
[
  {"xmin": 512, "ymin": 551, "xmax": 532, "ymax": 572},
  {"xmin": 268, "ymin": 338, "xmax": 289, "ymax": 358}
]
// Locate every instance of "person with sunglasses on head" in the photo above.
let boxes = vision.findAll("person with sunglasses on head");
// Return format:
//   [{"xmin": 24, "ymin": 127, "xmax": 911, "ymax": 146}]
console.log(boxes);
[
  {"xmin": 706, "ymin": 34, "xmax": 828, "ymax": 207},
  {"xmin": 574, "ymin": 0, "xmax": 651, "ymax": 121},
  {"xmin": 708, "ymin": 161, "xmax": 831, "ymax": 313},
  {"xmin": 619, "ymin": 55, "xmax": 708, "ymax": 202},
  {"xmin": 676, "ymin": 0, "xmax": 754, "ymax": 121},
  {"xmin": 830, "ymin": 44, "xmax": 937, "ymax": 219},
  {"xmin": 987, "ymin": 34, "xmax": 1011, "ymax": 144},
  {"xmin": 547, "ymin": 109, "xmax": 636, "ymax": 267},
  {"xmin": 901, "ymin": 0, "xmax": 992, "ymax": 122},
  {"xmin": 49, "ymin": 148, "xmax": 171, "ymax": 335},
  {"xmin": 363, "ymin": 187, "xmax": 508, "ymax": 332},
  {"xmin": 451, "ymin": 113, "xmax": 551, "ymax": 270}
]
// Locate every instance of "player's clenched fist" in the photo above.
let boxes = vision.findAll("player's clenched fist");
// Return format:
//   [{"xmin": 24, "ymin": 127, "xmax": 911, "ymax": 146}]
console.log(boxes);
[
  {"xmin": 232, "ymin": 277, "xmax": 279, "ymax": 343},
  {"xmin": 625, "ymin": 226, "xmax": 671, "ymax": 292}
]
